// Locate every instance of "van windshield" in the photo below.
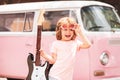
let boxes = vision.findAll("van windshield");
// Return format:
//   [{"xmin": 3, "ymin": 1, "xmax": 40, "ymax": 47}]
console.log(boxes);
[{"xmin": 81, "ymin": 6, "xmax": 120, "ymax": 32}]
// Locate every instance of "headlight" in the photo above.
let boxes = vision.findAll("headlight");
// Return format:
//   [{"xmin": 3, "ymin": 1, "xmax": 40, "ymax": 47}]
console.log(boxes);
[{"xmin": 100, "ymin": 52, "xmax": 109, "ymax": 65}]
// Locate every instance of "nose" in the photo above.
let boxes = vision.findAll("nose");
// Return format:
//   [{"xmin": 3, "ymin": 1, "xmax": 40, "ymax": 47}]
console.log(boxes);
[{"xmin": 66, "ymin": 29, "xmax": 71, "ymax": 33}]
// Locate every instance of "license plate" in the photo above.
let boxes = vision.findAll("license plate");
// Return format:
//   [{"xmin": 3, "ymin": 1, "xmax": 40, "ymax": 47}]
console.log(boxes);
[{"xmin": 102, "ymin": 77, "xmax": 120, "ymax": 80}]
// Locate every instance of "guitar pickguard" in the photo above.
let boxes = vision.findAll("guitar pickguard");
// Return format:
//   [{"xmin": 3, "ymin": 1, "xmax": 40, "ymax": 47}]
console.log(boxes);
[{"xmin": 31, "ymin": 62, "xmax": 47, "ymax": 80}]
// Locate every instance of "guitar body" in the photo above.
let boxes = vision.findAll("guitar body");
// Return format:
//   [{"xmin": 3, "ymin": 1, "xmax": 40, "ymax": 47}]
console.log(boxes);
[
  {"xmin": 26, "ymin": 53, "xmax": 53, "ymax": 80},
  {"xmin": 31, "ymin": 62, "xmax": 47, "ymax": 80},
  {"xmin": 26, "ymin": 53, "xmax": 34, "ymax": 80}
]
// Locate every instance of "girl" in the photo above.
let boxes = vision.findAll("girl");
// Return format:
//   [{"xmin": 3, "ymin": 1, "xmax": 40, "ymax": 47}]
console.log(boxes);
[{"xmin": 40, "ymin": 17, "xmax": 91, "ymax": 80}]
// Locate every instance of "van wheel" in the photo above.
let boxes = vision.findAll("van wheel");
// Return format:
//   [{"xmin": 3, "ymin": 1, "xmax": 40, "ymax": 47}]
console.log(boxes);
[{"xmin": 7, "ymin": 78, "xmax": 24, "ymax": 80}]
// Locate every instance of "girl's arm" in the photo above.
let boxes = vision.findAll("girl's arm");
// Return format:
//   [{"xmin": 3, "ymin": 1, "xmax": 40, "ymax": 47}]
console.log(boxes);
[
  {"xmin": 40, "ymin": 50, "xmax": 57, "ymax": 64},
  {"xmin": 75, "ymin": 25, "xmax": 91, "ymax": 49},
  {"xmin": 37, "ymin": 10, "xmax": 57, "ymax": 64}
]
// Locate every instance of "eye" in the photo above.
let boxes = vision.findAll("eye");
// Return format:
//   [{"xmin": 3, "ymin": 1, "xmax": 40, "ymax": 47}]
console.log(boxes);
[
  {"xmin": 69, "ymin": 24, "xmax": 75, "ymax": 28},
  {"xmin": 62, "ymin": 25, "xmax": 67, "ymax": 28},
  {"xmin": 70, "ymin": 29, "xmax": 74, "ymax": 31}
]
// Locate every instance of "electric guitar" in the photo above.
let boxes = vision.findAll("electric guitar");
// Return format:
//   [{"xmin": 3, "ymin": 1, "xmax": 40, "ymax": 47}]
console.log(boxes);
[{"xmin": 26, "ymin": 10, "xmax": 52, "ymax": 80}]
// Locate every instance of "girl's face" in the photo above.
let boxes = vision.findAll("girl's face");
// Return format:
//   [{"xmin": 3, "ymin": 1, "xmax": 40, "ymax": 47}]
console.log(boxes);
[{"xmin": 60, "ymin": 24, "xmax": 76, "ymax": 41}]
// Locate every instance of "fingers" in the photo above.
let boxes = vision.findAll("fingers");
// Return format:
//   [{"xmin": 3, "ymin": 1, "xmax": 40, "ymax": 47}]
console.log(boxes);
[
  {"xmin": 75, "ymin": 25, "xmax": 82, "ymax": 36},
  {"xmin": 39, "ymin": 49, "xmax": 45, "ymax": 56},
  {"xmin": 39, "ymin": 49, "xmax": 43, "ymax": 53}
]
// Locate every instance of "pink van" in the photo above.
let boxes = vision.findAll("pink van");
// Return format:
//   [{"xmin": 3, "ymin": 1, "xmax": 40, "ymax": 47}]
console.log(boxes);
[{"xmin": 0, "ymin": 1, "xmax": 120, "ymax": 80}]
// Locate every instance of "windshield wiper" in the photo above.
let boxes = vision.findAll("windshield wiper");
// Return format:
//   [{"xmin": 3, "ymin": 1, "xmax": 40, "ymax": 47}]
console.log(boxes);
[
  {"xmin": 110, "ymin": 20, "xmax": 120, "ymax": 26},
  {"xmin": 88, "ymin": 26, "xmax": 103, "ymax": 31}
]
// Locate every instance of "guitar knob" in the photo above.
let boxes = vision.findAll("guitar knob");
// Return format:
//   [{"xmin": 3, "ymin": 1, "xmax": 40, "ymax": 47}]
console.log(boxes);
[
  {"xmin": 36, "ymin": 75, "xmax": 38, "ymax": 77},
  {"xmin": 36, "ymin": 68, "xmax": 38, "ymax": 70}
]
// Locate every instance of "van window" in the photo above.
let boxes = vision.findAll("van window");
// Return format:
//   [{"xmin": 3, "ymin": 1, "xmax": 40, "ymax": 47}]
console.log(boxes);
[
  {"xmin": 0, "ymin": 12, "xmax": 34, "ymax": 32},
  {"xmin": 81, "ymin": 6, "xmax": 120, "ymax": 32},
  {"xmin": 43, "ymin": 10, "xmax": 77, "ymax": 31}
]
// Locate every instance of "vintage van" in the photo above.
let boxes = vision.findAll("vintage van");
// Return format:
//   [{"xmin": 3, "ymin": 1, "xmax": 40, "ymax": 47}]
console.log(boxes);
[{"xmin": 0, "ymin": 1, "xmax": 120, "ymax": 80}]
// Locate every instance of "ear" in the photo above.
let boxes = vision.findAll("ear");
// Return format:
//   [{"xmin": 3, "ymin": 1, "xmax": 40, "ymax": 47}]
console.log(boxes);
[{"xmin": 37, "ymin": 9, "xmax": 45, "ymax": 26}]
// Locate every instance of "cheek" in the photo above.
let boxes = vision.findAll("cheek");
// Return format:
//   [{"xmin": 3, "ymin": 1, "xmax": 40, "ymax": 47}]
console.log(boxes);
[
  {"xmin": 61, "ymin": 30, "xmax": 65, "ymax": 35},
  {"xmin": 71, "ymin": 31, "xmax": 76, "ymax": 39},
  {"xmin": 70, "ymin": 31, "xmax": 74, "ymax": 35},
  {"xmin": 61, "ymin": 31, "xmax": 65, "ymax": 37}
]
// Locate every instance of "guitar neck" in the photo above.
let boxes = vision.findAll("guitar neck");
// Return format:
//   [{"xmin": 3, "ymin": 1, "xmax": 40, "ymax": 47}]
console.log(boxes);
[{"xmin": 35, "ymin": 25, "xmax": 42, "ymax": 66}]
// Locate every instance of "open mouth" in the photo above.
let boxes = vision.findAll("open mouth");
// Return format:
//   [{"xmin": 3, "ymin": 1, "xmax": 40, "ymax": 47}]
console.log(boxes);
[{"xmin": 65, "ymin": 35, "xmax": 71, "ymax": 38}]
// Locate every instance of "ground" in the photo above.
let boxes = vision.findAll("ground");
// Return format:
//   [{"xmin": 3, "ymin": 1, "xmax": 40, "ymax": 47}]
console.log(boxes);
[{"xmin": 0, "ymin": 78, "xmax": 7, "ymax": 80}]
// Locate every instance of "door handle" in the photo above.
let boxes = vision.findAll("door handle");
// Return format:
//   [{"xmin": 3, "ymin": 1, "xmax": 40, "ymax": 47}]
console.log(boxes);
[{"xmin": 26, "ymin": 43, "xmax": 32, "ymax": 46}]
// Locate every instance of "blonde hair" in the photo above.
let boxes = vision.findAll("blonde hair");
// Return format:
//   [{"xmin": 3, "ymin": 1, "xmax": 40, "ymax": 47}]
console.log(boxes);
[{"xmin": 56, "ymin": 17, "xmax": 77, "ymax": 40}]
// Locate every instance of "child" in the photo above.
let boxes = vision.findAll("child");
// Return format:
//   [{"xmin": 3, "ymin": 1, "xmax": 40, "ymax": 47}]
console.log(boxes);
[{"xmin": 40, "ymin": 17, "xmax": 91, "ymax": 80}]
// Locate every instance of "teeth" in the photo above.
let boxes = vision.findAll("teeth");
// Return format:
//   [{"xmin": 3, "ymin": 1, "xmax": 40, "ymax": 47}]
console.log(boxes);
[{"xmin": 65, "ymin": 35, "xmax": 71, "ymax": 37}]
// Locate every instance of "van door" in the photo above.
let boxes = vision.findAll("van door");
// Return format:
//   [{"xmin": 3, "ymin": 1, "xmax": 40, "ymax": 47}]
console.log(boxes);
[
  {"xmin": 81, "ymin": 5, "xmax": 120, "ymax": 80},
  {"xmin": 0, "ymin": 12, "xmax": 35, "ymax": 79}
]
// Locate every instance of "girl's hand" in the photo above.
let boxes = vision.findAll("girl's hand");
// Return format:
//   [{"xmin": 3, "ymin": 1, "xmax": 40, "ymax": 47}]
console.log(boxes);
[
  {"xmin": 39, "ymin": 49, "xmax": 45, "ymax": 57},
  {"xmin": 75, "ymin": 25, "xmax": 82, "ymax": 36}
]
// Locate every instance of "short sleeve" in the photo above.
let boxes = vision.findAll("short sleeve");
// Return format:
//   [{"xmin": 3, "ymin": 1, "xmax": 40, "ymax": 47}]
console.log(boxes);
[{"xmin": 50, "ymin": 41, "xmax": 57, "ymax": 53}]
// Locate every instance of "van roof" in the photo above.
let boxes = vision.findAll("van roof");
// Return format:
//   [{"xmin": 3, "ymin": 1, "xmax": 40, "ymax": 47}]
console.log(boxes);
[{"xmin": 0, "ymin": 1, "xmax": 113, "ymax": 13}]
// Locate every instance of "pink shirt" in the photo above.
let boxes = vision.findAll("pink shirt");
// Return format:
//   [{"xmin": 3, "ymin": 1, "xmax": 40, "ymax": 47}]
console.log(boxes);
[{"xmin": 49, "ymin": 39, "xmax": 82, "ymax": 80}]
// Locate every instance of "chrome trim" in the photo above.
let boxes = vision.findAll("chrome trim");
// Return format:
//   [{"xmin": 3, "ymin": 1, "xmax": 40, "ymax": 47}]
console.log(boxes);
[{"xmin": 100, "ymin": 52, "xmax": 109, "ymax": 65}]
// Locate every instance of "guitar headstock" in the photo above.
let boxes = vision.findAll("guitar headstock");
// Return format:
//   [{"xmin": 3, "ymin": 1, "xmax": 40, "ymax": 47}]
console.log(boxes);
[{"xmin": 37, "ymin": 9, "xmax": 45, "ymax": 26}]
